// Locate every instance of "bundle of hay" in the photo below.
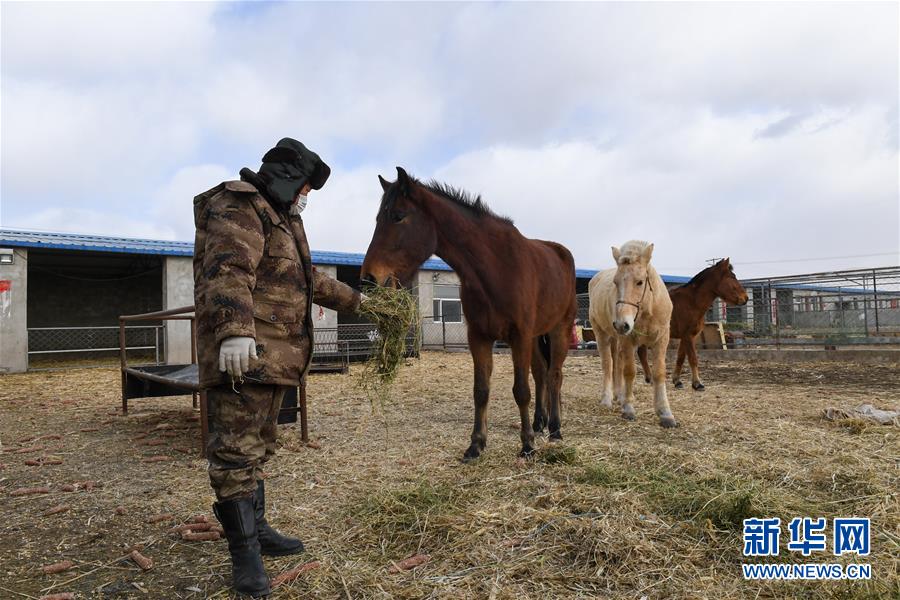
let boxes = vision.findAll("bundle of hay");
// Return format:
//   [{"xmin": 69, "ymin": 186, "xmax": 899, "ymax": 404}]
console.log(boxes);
[{"xmin": 356, "ymin": 286, "xmax": 420, "ymax": 404}]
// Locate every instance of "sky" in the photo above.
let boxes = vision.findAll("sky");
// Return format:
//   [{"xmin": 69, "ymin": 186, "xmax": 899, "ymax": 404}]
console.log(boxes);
[{"xmin": 1, "ymin": 1, "xmax": 898, "ymax": 279}]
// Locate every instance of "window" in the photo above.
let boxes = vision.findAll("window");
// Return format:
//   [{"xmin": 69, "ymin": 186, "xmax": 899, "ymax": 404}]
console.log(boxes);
[
  {"xmin": 433, "ymin": 299, "xmax": 463, "ymax": 323},
  {"xmin": 432, "ymin": 283, "xmax": 463, "ymax": 323}
]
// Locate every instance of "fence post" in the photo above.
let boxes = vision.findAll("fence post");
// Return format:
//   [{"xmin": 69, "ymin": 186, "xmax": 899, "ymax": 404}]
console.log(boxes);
[
  {"xmin": 872, "ymin": 268, "xmax": 880, "ymax": 335},
  {"xmin": 119, "ymin": 320, "xmax": 128, "ymax": 415},
  {"xmin": 771, "ymin": 280, "xmax": 780, "ymax": 348},
  {"xmin": 838, "ymin": 290, "xmax": 845, "ymax": 338},
  {"xmin": 442, "ymin": 315, "xmax": 447, "ymax": 350},
  {"xmin": 155, "ymin": 326, "xmax": 160, "ymax": 365},
  {"xmin": 862, "ymin": 274, "xmax": 870, "ymax": 338}
]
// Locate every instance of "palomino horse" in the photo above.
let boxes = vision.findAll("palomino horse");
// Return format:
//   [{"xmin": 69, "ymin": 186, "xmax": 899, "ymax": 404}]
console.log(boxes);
[
  {"xmin": 637, "ymin": 258, "xmax": 748, "ymax": 390},
  {"xmin": 588, "ymin": 241, "xmax": 676, "ymax": 427},
  {"xmin": 361, "ymin": 168, "xmax": 577, "ymax": 460}
]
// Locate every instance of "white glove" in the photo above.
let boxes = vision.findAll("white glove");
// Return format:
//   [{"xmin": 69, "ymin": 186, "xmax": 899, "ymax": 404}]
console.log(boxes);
[{"xmin": 218, "ymin": 336, "xmax": 258, "ymax": 378}]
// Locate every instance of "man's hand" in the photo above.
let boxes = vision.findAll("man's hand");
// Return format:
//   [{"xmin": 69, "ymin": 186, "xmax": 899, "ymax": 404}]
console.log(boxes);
[{"xmin": 219, "ymin": 337, "xmax": 258, "ymax": 378}]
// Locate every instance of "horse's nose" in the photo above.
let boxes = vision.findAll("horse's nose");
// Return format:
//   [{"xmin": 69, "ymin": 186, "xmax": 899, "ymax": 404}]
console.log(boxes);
[{"xmin": 360, "ymin": 272, "xmax": 376, "ymax": 289}]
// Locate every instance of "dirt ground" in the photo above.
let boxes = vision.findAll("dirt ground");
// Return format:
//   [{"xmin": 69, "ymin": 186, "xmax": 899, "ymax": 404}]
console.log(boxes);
[{"xmin": 1, "ymin": 352, "xmax": 897, "ymax": 599}]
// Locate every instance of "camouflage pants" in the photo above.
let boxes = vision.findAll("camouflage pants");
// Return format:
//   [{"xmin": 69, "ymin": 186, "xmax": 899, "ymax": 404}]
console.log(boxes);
[{"xmin": 207, "ymin": 383, "xmax": 289, "ymax": 501}]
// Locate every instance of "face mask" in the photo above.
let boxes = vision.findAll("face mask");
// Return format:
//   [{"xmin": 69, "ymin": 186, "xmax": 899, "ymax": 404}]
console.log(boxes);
[{"xmin": 291, "ymin": 194, "xmax": 308, "ymax": 216}]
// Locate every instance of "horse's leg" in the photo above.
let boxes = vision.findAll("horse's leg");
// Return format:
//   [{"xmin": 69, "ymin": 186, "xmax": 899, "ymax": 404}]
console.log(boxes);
[
  {"xmin": 612, "ymin": 335, "xmax": 625, "ymax": 411},
  {"xmin": 637, "ymin": 344, "xmax": 651, "ymax": 383},
  {"xmin": 619, "ymin": 337, "xmax": 637, "ymax": 421},
  {"xmin": 463, "ymin": 334, "xmax": 494, "ymax": 461},
  {"xmin": 651, "ymin": 334, "xmax": 678, "ymax": 427},
  {"xmin": 686, "ymin": 336, "xmax": 705, "ymax": 391},
  {"xmin": 598, "ymin": 333, "xmax": 614, "ymax": 409},
  {"xmin": 672, "ymin": 338, "xmax": 687, "ymax": 389},
  {"xmin": 531, "ymin": 340, "xmax": 549, "ymax": 433},
  {"xmin": 510, "ymin": 335, "xmax": 537, "ymax": 457},
  {"xmin": 546, "ymin": 323, "xmax": 569, "ymax": 441}
]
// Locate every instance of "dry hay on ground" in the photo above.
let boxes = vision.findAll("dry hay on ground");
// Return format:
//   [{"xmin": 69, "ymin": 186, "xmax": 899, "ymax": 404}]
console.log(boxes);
[{"xmin": 0, "ymin": 353, "xmax": 897, "ymax": 599}]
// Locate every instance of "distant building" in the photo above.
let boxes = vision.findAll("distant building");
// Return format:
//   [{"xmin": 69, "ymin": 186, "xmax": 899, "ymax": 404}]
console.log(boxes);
[{"xmin": 0, "ymin": 229, "xmax": 693, "ymax": 372}]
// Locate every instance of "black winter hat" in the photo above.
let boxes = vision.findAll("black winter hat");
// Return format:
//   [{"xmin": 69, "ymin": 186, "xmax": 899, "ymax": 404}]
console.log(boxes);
[{"xmin": 240, "ymin": 138, "xmax": 331, "ymax": 209}]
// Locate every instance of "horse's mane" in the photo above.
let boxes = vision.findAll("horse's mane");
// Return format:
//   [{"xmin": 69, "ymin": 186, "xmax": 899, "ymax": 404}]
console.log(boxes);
[
  {"xmin": 424, "ymin": 180, "xmax": 513, "ymax": 225},
  {"xmin": 616, "ymin": 240, "xmax": 652, "ymax": 265},
  {"xmin": 383, "ymin": 171, "xmax": 513, "ymax": 225},
  {"xmin": 682, "ymin": 259, "xmax": 732, "ymax": 288}
]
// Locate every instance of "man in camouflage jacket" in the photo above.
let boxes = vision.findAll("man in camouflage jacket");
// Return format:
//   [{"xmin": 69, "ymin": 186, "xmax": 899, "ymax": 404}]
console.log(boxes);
[{"xmin": 193, "ymin": 138, "xmax": 361, "ymax": 598}]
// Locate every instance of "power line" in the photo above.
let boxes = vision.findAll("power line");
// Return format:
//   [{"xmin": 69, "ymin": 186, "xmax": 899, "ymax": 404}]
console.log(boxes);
[
  {"xmin": 734, "ymin": 252, "xmax": 897, "ymax": 266},
  {"xmin": 655, "ymin": 252, "xmax": 898, "ymax": 271}
]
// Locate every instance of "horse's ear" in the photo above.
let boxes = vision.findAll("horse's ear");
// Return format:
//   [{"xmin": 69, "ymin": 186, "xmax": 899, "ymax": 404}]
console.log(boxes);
[
  {"xmin": 611, "ymin": 246, "xmax": 621, "ymax": 263},
  {"xmin": 378, "ymin": 175, "xmax": 391, "ymax": 193},
  {"xmin": 396, "ymin": 167, "xmax": 410, "ymax": 195},
  {"xmin": 642, "ymin": 243, "xmax": 654, "ymax": 262},
  {"xmin": 722, "ymin": 257, "xmax": 731, "ymax": 268}
]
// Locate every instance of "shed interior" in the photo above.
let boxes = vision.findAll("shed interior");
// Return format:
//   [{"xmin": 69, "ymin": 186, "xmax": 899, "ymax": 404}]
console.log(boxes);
[{"xmin": 26, "ymin": 249, "xmax": 163, "ymax": 365}]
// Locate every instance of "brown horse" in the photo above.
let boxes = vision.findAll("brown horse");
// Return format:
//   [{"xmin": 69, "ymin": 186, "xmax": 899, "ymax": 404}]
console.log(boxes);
[
  {"xmin": 637, "ymin": 258, "xmax": 748, "ymax": 390},
  {"xmin": 361, "ymin": 167, "xmax": 577, "ymax": 460}
]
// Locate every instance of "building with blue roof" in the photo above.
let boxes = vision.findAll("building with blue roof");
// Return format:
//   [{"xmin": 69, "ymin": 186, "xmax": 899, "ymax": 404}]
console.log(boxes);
[
  {"xmin": 2, "ymin": 228, "xmax": 896, "ymax": 372},
  {"xmin": 0, "ymin": 227, "xmax": 696, "ymax": 372}
]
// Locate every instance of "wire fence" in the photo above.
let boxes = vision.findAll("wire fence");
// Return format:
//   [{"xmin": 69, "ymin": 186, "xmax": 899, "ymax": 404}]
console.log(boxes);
[
  {"xmin": 24, "ymin": 266, "xmax": 900, "ymax": 369},
  {"xmin": 733, "ymin": 266, "xmax": 900, "ymax": 347},
  {"xmin": 576, "ymin": 265, "xmax": 900, "ymax": 348},
  {"xmin": 27, "ymin": 325, "xmax": 165, "ymax": 369}
]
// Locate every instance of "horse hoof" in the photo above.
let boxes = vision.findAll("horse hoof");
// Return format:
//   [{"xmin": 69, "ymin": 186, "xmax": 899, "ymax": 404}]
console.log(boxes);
[
  {"xmin": 531, "ymin": 421, "xmax": 546, "ymax": 434},
  {"xmin": 519, "ymin": 446, "xmax": 536, "ymax": 458},
  {"xmin": 621, "ymin": 412, "xmax": 636, "ymax": 421},
  {"xmin": 462, "ymin": 452, "xmax": 480, "ymax": 463},
  {"xmin": 659, "ymin": 417, "xmax": 679, "ymax": 428},
  {"xmin": 463, "ymin": 445, "xmax": 482, "ymax": 462},
  {"xmin": 644, "ymin": 377, "xmax": 651, "ymax": 384},
  {"xmin": 674, "ymin": 381, "xmax": 684, "ymax": 389},
  {"xmin": 692, "ymin": 383, "xmax": 705, "ymax": 391},
  {"xmin": 549, "ymin": 430, "xmax": 563, "ymax": 441}
]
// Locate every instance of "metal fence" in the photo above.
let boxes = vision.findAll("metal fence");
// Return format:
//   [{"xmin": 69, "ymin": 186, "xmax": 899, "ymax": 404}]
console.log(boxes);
[
  {"xmin": 26, "ymin": 322, "xmax": 421, "ymax": 370},
  {"xmin": 311, "ymin": 324, "xmax": 418, "ymax": 362},
  {"xmin": 576, "ymin": 266, "xmax": 900, "ymax": 348},
  {"xmin": 25, "ymin": 266, "xmax": 900, "ymax": 368},
  {"xmin": 732, "ymin": 266, "xmax": 900, "ymax": 347},
  {"xmin": 28, "ymin": 325, "xmax": 165, "ymax": 368}
]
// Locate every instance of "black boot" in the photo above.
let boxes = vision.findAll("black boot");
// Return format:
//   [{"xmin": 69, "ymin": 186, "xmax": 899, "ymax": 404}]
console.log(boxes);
[
  {"xmin": 213, "ymin": 497, "xmax": 271, "ymax": 598},
  {"xmin": 255, "ymin": 480, "xmax": 305, "ymax": 556}
]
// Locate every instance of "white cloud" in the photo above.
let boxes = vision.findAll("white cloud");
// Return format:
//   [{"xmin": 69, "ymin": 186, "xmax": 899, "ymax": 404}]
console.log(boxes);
[
  {"xmin": 432, "ymin": 105, "xmax": 898, "ymax": 279},
  {"xmin": 152, "ymin": 164, "xmax": 235, "ymax": 241},
  {"xmin": 8, "ymin": 208, "xmax": 177, "ymax": 241},
  {"xmin": 1, "ymin": 1, "xmax": 897, "ymax": 279},
  {"xmin": 1, "ymin": 79, "xmax": 201, "ymax": 198},
  {"xmin": 0, "ymin": 2, "xmax": 216, "ymax": 79}
]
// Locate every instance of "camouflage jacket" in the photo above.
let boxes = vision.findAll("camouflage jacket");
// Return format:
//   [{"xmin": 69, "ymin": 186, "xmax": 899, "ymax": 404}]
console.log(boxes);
[{"xmin": 193, "ymin": 180, "xmax": 360, "ymax": 388}]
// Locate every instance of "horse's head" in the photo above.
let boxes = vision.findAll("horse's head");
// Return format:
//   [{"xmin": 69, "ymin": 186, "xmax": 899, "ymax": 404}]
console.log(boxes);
[
  {"xmin": 611, "ymin": 241, "xmax": 655, "ymax": 335},
  {"xmin": 712, "ymin": 258, "xmax": 748, "ymax": 305},
  {"xmin": 361, "ymin": 167, "xmax": 438, "ymax": 288}
]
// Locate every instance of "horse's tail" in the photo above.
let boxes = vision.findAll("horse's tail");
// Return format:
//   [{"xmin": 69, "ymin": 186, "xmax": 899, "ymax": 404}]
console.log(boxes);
[{"xmin": 538, "ymin": 334, "xmax": 551, "ymax": 365}]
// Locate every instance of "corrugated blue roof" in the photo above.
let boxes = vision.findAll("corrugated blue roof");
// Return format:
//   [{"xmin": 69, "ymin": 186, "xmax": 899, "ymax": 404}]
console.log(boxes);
[
  {"xmin": 0, "ymin": 228, "xmax": 455, "ymax": 270},
  {"xmin": 575, "ymin": 267, "xmax": 690, "ymax": 284},
  {"xmin": 0, "ymin": 228, "xmax": 694, "ymax": 282},
  {"xmin": 0, "ymin": 229, "xmax": 193, "ymax": 256}
]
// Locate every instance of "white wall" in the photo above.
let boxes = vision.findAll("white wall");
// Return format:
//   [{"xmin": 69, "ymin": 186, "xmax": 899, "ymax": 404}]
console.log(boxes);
[
  {"xmin": 418, "ymin": 269, "xmax": 468, "ymax": 346},
  {"xmin": 163, "ymin": 256, "xmax": 194, "ymax": 364},
  {"xmin": 0, "ymin": 248, "xmax": 28, "ymax": 373}
]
